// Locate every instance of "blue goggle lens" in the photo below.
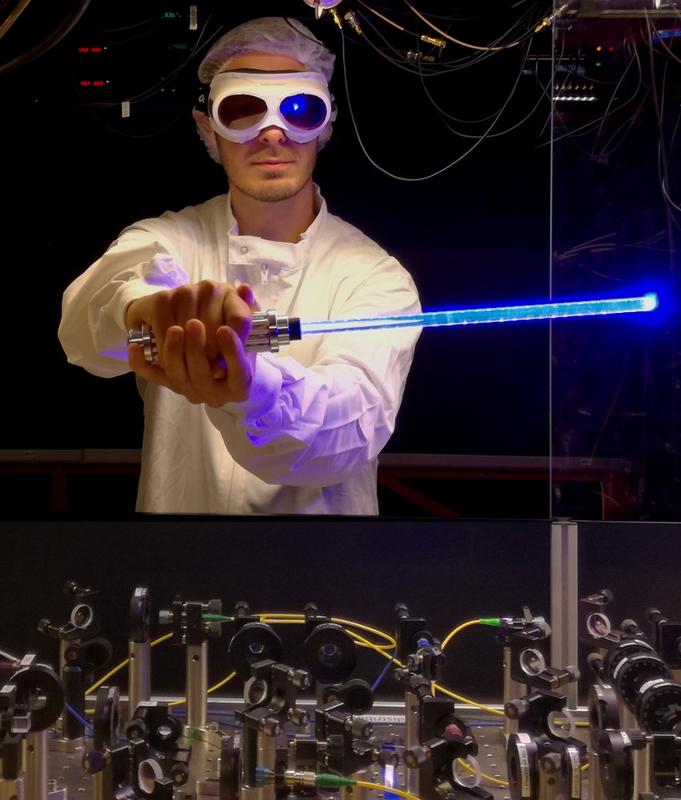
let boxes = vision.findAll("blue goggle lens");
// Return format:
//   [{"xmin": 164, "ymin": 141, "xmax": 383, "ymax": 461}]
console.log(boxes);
[{"xmin": 279, "ymin": 94, "xmax": 327, "ymax": 130}]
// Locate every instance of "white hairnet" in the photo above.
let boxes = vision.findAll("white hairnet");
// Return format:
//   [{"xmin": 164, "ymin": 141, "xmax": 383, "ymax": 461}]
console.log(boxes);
[
  {"xmin": 194, "ymin": 17, "xmax": 336, "ymax": 162},
  {"xmin": 198, "ymin": 17, "xmax": 335, "ymax": 83}
]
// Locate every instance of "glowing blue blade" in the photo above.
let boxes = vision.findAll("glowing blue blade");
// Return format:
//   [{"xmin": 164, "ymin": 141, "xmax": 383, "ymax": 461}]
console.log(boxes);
[{"xmin": 300, "ymin": 293, "xmax": 659, "ymax": 337}]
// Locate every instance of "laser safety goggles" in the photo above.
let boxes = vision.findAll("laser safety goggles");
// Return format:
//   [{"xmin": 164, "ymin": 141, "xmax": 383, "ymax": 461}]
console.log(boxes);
[{"xmin": 208, "ymin": 70, "xmax": 333, "ymax": 144}]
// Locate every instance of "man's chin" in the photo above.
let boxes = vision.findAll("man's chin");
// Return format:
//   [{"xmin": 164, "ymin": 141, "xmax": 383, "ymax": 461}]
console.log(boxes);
[{"xmin": 241, "ymin": 176, "xmax": 309, "ymax": 203}]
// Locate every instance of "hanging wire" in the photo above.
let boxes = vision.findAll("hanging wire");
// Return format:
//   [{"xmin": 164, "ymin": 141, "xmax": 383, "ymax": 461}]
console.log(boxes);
[
  {"xmin": 645, "ymin": 11, "xmax": 681, "ymax": 220},
  {"xmin": 588, "ymin": 38, "xmax": 644, "ymax": 158},
  {"xmin": 0, "ymin": 0, "xmax": 92, "ymax": 77},
  {"xmin": 338, "ymin": 24, "xmax": 534, "ymax": 181},
  {"xmin": 0, "ymin": 0, "xmax": 32, "ymax": 42},
  {"xmin": 416, "ymin": 55, "xmax": 550, "ymax": 139},
  {"xmin": 543, "ymin": 43, "xmax": 644, "ymax": 149},
  {"xmin": 403, "ymin": 0, "xmax": 524, "ymax": 52},
  {"xmin": 75, "ymin": 15, "xmax": 225, "ymax": 140},
  {"xmin": 81, "ymin": 14, "xmax": 222, "ymax": 109}
]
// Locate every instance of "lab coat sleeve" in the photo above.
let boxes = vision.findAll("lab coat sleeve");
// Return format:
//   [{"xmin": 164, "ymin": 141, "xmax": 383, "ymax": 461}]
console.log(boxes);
[
  {"xmin": 204, "ymin": 257, "xmax": 421, "ymax": 487},
  {"xmin": 58, "ymin": 222, "xmax": 190, "ymax": 378}
]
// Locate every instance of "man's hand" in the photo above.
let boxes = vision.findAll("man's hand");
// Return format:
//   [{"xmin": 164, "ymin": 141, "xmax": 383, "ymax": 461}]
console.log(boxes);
[{"xmin": 127, "ymin": 281, "xmax": 260, "ymax": 407}]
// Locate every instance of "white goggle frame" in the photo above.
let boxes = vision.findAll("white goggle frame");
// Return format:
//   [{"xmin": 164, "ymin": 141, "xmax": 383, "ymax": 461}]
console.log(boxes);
[{"xmin": 208, "ymin": 71, "xmax": 332, "ymax": 144}]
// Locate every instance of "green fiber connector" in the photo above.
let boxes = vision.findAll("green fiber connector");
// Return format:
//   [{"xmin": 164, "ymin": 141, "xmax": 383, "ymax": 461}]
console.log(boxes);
[
  {"xmin": 202, "ymin": 614, "xmax": 233, "ymax": 622},
  {"xmin": 479, "ymin": 617, "xmax": 502, "ymax": 627},
  {"xmin": 316, "ymin": 774, "xmax": 355, "ymax": 788}
]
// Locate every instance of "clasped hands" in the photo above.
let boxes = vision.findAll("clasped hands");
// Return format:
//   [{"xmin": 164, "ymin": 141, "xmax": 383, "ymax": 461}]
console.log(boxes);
[{"xmin": 126, "ymin": 280, "xmax": 259, "ymax": 407}]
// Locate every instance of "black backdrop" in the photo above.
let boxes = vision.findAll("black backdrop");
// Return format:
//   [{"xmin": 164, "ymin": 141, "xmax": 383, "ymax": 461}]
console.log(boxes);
[{"xmin": 1, "ymin": 1, "xmax": 552, "ymax": 459}]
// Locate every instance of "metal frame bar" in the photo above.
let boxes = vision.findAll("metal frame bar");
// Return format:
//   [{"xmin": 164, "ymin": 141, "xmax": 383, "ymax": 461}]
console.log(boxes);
[{"xmin": 550, "ymin": 519, "xmax": 580, "ymax": 708}]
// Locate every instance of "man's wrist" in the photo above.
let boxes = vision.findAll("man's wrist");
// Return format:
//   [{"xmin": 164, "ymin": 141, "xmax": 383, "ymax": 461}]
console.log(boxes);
[{"xmin": 219, "ymin": 354, "xmax": 281, "ymax": 420}]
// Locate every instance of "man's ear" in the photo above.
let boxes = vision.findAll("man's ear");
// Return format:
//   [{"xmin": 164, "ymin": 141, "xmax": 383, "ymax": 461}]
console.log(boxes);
[{"xmin": 192, "ymin": 108, "xmax": 221, "ymax": 164}]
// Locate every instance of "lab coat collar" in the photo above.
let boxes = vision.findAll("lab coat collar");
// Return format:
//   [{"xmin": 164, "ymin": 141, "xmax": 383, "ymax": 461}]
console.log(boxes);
[{"xmin": 226, "ymin": 184, "xmax": 327, "ymax": 271}]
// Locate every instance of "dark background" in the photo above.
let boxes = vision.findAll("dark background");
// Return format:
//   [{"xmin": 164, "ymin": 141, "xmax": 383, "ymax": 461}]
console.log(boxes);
[
  {"xmin": 2, "ymin": 1, "xmax": 681, "ymax": 519},
  {"xmin": 1, "ymin": 1, "xmax": 553, "ymax": 455}
]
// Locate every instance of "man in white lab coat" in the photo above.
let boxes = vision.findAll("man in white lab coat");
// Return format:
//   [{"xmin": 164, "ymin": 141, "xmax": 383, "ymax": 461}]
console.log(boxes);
[{"xmin": 59, "ymin": 17, "xmax": 421, "ymax": 515}]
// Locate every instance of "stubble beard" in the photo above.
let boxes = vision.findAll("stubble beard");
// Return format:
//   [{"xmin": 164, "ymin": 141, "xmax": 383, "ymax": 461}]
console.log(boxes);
[
  {"xmin": 233, "ymin": 172, "xmax": 312, "ymax": 203},
  {"xmin": 225, "ymin": 150, "xmax": 317, "ymax": 204}
]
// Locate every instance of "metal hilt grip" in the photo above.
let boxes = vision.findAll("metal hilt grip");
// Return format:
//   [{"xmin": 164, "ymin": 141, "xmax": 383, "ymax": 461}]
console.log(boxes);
[
  {"xmin": 245, "ymin": 310, "xmax": 296, "ymax": 353},
  {"xmin": 127, "ymin": 310, "xmax": 300, "ymax": 364}
]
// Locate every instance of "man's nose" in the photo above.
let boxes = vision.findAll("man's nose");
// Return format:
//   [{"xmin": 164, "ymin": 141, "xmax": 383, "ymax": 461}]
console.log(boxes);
[{"xmin": 258, "ymin": 125, "xmax": 288, "ymax": 145}]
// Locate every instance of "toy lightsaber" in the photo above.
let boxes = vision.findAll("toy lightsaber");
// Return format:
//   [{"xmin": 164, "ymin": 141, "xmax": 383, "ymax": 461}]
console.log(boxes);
[{"xmin": 128, "ymin": 292, "xmax": 659, "ymax": 363}]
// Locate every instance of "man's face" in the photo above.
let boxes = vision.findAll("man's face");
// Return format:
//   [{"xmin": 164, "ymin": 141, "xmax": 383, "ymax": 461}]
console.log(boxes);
[{"xmin": 215, "ymin": 53, "xmax": 319, "ymax": 203}]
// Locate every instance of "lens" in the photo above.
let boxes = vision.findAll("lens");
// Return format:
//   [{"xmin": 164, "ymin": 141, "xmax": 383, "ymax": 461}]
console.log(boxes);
[
  {"xmin": 318, "ymin": 643, "xmax": 341, "ymax": 666},
  {"xmin": 519, "ymin": 647, "xmax": 546, "ymax": 677},
  {"xmin": 586, "ymin": 612, "xmax": 611, "ymax": 638},
  {"xmin": 71, "ymin": 603, "xmax": 93, "ymax": 629},
  {"xmin": 280, "ymin": 94, "xmax": 327, "ymax": 130},
  {"xmin": 217, "ymin": 94, "xmax": 267, "ymax": 130}
]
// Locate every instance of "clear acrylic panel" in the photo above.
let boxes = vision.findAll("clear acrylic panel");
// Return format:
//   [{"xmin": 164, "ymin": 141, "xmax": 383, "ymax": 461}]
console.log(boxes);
[{"xmin": 551, "ymin": 0, "xmax": 681, "ymax": 520}]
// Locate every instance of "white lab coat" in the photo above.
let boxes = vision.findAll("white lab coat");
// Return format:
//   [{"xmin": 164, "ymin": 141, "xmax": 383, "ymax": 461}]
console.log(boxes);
[{"xmin": 58, "ymin": 188, "xmax": 421, "ymax": 515}]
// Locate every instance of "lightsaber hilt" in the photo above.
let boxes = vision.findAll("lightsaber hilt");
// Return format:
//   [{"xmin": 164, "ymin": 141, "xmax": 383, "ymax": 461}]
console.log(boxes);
[
  {"xmin": 127, "ymin": 310, "xmax": 302, "ymax": 364},
  {"xmin": 245, "ymin": 310, "xmax": 301, "ymax": 352}
]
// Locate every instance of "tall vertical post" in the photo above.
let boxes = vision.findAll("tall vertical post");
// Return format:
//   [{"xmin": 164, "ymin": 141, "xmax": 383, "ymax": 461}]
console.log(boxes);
[
  {"xmin": 128, "ymin": 640, "xmax": 150, "ymax": 720},
  {"xmin": 404, "ymin": 689, "xmax": 420, "ymax": 796},
  {"xmin": 550, "ymin": 519, "xmax": 579, "ymax": 709},
  {"xmin": 186, "ymin": 641, "xmax": 208, "ymax": 731},
  {"xmin": 128, "ymin": 586, "xmax": 152, "ymax": 721},
  {"xmin": 23, "ymin": 731, "xmax": 47, "ymax": 800}
]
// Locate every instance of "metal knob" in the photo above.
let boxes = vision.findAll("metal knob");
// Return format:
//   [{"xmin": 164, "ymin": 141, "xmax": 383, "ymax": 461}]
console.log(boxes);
[{"xmin": 128, "ymin": 325, "xmax": 159, "ymax": 365}]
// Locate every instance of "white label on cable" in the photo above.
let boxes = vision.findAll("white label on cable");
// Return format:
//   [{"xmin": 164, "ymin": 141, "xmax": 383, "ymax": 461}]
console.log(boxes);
[
  {"xmin": 121, "ymin": 101, "xmax": 130, "ymax": 118},
  {"xmin": 383, "ymin": 763, "xmax": 395, "ymax": 787},
  {"xmin": 638, "ymin": 678, "xmax": 664, "ymax": 696},
  {"xmin": 189, "ymin": 5, "xmax": 197, "ymax": 30},
  {"xmin": 612, "ymin": 658, "xmax": 627, "ymax": 680},
  {"xmin": 516, "ymin": 742, "xmax": 531, "ymax": 798},
  {"xmin": 620, "ymin": 731, "xmax": 632, "ymax": 747},
  {"xmin": 568, "ymin": 748, "xmax": 580, "ymax": 798}
]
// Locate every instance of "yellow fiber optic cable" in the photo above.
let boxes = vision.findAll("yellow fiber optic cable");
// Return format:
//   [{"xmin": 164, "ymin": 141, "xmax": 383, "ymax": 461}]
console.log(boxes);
[
  {"xmin": 441, "ymin": 619, "xmax": 482, "ymax": 649},
  {"xmin": 331, "ymin": 617, "xmax": 396, "ymax": 649},
  {"xmin": 457, "ymin": 759, "xmax": 509, "ymax": 787},
  {"xmin": 348, "ymin": 628, "xmax": 504, "ymax": 717},
  {"xmin": 355, "ymin": 780, "xmax": 423, "ymax": 800},
  {"xmin": 259, "ymin": 613, "xmax": 396, "ymax": 650},
  {"xmin": 432, "ymin": 682, "xmax": 504, "ymax": 716},
  {"xmin": 168, "ymin": 670, "xmax": 237, "ymax": 708},
  {"xmin": 85, "ymin": 632, "xmax": 173, "ymax": 696}
]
